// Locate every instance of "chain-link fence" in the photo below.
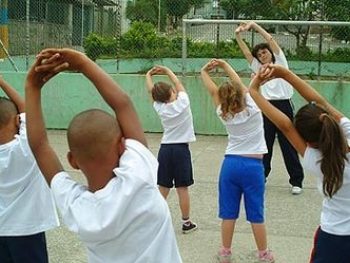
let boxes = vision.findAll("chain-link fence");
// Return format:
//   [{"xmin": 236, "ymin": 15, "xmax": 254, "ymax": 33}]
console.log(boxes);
[
  {"xmin": 182, "ymin": 19, "xmax": 350, "ymax": 78},
  {"xmin": 2, "ymin": 0, "xmax": 350, "ymax": 77}
]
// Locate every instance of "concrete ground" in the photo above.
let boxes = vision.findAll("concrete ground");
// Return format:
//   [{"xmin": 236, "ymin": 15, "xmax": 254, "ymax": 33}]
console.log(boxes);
[{"xmin": 46, "ymin": 131, "xmax": 322, "ymax": 263}]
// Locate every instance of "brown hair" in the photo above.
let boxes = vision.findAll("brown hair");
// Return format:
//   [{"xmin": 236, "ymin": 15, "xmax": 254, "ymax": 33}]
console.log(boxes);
[
  {"xmin": 218, "ymin": 81, "xmax": 245, "ymax": 121},
  {"xmin": 294, "ymin": 103, "xmax": 348, "ymax": 197},
  {"xmin": 151, "ymin": 81, "xmax": 173, "ymax": 103},
  {"xmin": 0, "ymin": 97, "xmax": 18, "ymax": 129},
  {"xmin": 252, "ymin": 43, "xmax": 276, "ymax": 64}
]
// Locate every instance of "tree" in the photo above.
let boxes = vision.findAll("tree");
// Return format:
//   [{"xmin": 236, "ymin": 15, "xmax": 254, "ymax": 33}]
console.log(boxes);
[
  {"xmin": 166, "ymin": 0, "xmax": 205, "ymax": 30},
  {"xmin": 220, "ymin": 0, "xmax": 273, "ymax": 19},
  {"xmin": 323, "ymin": 0, "xmax": 350, "ymax": 42},
  {"xmin": 126, "ymin": 0, "xmax": 158, "ymax": 26},
  {"xmin": 126, "ymin": 0, "xmax": 206, "ymax": 32}
]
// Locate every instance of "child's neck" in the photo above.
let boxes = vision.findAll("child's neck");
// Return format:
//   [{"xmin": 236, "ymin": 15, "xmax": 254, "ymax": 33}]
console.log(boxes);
[{"xmin": 0, "ymin": 126, "xmax": 18, "ymax": 145}]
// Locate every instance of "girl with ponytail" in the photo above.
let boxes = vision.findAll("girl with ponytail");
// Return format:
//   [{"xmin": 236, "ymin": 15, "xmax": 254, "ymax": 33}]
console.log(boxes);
[{"xmin": 250, "ymin": 64, "xmax": 350, "ymax": 263}]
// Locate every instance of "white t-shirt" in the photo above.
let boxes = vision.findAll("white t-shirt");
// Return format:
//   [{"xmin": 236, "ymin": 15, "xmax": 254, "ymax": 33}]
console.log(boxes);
[
  {"xmin": 302, "ymin": 117, "xmax": 350, "ymax": 235},
  {"xmin": 250, "ymin": 49, "xmax": 294, "ymax": 100},
  {"xmin": 51, "ymin": 139, "xmax": 182, "ymax": 263},
  {"xmin": 216, "ymin": 93, "xmax": 267, "ymax": 155},
  {"xmin": 0, "ymin": 113, "xmax": 59, "ymax": 236},
  {"xmin": 153, "ymin": 91, "xmax": 196, "ymax": 144}
]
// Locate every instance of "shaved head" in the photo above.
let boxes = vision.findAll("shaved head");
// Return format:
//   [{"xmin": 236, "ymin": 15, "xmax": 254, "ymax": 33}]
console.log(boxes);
[
  {"xmin": 67, "ymin": 109, "xmax": 122, "ymax": 161},
  {"xmin": 0, "ymin": 97, "xmax": 18, "ymax": 129}
]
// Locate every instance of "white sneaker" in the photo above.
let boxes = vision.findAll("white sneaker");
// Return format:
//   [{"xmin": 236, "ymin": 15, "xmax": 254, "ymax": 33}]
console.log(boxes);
[{"xmin": 291, "ymin": 186, "xmax": 302, "ymax": 195}]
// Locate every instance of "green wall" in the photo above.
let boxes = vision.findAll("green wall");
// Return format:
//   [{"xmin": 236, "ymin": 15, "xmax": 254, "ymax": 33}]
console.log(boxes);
[{"xmin": 2, "ymin": 72, "xmax": 350, "ymax": 135}]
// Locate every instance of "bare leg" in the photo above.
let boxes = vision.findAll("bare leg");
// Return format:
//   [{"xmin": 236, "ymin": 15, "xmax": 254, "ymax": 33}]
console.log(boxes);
[
  {"xmin": 176, "ymin": 186, "xmax": 190, "ymax": 219},
  {"xmin": 251, "ymin": 223, "xmax": 267, "ymax": 250},
  {"xmin": 221, "ymin": 219, "xmax": 236, "ymax": 248},
  {"xmin": 158, "ymin": 185, "xmax": 170, "ymax": 199}
]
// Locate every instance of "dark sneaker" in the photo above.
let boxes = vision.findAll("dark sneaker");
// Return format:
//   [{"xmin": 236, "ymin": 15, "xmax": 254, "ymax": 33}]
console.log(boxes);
[{"xmin": 182, "ymin": 221, "xmax": 198, "ymax": 234}]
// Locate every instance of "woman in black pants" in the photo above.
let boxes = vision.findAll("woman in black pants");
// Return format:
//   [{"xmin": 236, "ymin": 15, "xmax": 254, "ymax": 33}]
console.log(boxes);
[{"xmin": 235, "ymin": 21, "xmax": 304, "ymax": 194}]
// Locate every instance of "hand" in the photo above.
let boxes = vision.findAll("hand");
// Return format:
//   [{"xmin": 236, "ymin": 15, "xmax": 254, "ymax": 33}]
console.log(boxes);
[
  {"xmin": 26, "ymin": 53, "xmax": 69, "ymax": 89},
  {"xmin": 259, "ymin": 64, "xmax": 289, "ymax": 80},
  {"xmin": 235, "ymin": 22, "xmax": 251, "ymax": 33},
  {"xmin": 152, "ymin": 65, "xmax": 169, "ymax": 75},
  {"xmin": 211, "ymin": 58, "xmax": 228, "ymax": 69},
  {"xmin": 38, "ymin": 48, "xmax": 89, "ymax": 73},
  {"xmin": 201, "ymin": 60, "xmax": 216, "ymax": 72},
  {"xmin": 146, "ymin": 67, "xmax": 159, "ymax": 76}
]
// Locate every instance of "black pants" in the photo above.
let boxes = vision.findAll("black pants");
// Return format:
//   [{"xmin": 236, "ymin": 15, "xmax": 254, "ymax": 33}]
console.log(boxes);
[
  {"xmin": 263, "ymin": 99, "xmax": 304, "ymax": 187},
  {"xmin": 310, "ymin": 227, "xmax": 350, "ymax": 263},
  {"xmin": 0, "ymin": 232, "xmax": 49, "ymax": 263}
]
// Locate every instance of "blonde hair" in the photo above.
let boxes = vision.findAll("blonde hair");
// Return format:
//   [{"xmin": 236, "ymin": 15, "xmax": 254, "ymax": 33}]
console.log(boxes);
[{"xmin": 218, "ymin": 81, "xmax": 245, "ymax": 120}]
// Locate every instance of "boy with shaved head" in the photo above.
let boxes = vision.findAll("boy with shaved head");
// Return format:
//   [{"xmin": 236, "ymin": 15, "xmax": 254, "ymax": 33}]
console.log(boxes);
[
  {"xmin": 25, "ymin": 48, "xmax": 183, "ymax": 263},
  {"xmin": 0, "ymin": 76, "xmax": 59, "ymax": 263}
]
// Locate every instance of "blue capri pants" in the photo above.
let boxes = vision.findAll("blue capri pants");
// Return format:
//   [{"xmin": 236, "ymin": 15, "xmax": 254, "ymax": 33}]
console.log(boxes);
[{"xmin": 218, "ymin": 155, "xmax": 265, "ymax": 223}]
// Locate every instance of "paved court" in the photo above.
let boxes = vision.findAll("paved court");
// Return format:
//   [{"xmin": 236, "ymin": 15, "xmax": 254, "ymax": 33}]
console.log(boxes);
[{"xmin": 46, "ymin": 131, "xmax": 322, "ymax": 263}]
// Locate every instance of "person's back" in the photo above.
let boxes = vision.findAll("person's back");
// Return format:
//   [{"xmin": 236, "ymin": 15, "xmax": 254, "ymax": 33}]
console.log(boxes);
[
  {"xmin": 201, "ymin": 59, "xmax": 275, "ymax": 263},
  {"xmin": 51, "ymin": 112, "xmax": 181, "ymax": 262},
  {"xmin": 25, "ymin": 49, "xmax": 183, "ymax": 263},
  {"xmin": 146, "ymin": 67, "xmax": 197, "ymax": 234},
  {"xmin": 0, "ymin": 79, "xmax": 59, "ymax": 263},
  {"xmin": 153, "ymin": 83, "xmax": 196, "ymax": 144},
  {"xmin": 217, "ymin": 92, "xmax": 266, "ymax": 155},
  {"xmin": 249, "ymin": 63, "xmax": 350, "ymax": 262}
]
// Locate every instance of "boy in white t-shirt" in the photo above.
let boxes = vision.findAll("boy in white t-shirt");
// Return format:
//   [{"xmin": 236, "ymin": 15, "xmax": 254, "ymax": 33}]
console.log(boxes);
[
  {"xmin": 25, "ymin": 49, "xmax": 182, "ymax": 263},
  {"xmin": 0, "ymin": 76, "xmax": 59, "ymax": 263},
  {"xmin": 145, "ymin": 66, "xmax": 197, "ymax": 234}
]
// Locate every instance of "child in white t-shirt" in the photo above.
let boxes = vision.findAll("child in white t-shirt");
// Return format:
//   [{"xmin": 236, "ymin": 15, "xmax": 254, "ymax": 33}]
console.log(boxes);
[
  {"xmin": 235, "ymin": 21, "xmax": 304, "ymax": 194},
  {"xmin": 25, "ymin": 48, "xmax": 182, "ymax": 263},
  {"xmin": 145, "ymin": 65, "xmax": 197, "ymax": 234},
  {"xmin": 250, "ymin": 64, "xmax": 350, "ymax": 263},
  {"xmin": 0, "ymin": 76, "xmax": 59, "ymax": 263},
  {"xmin": 201, "ymin": 59, "xmax": 275, "ymax": 263}
]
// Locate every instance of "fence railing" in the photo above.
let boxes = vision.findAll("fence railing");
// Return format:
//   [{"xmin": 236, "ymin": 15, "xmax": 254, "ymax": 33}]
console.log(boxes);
[
  {"xmin": 2, "ymin": 0, "xmax": 350, "ymax": 79},
  {"xmin": 182, "ymin": 19, "xmax": 350, "ymax": 78}
]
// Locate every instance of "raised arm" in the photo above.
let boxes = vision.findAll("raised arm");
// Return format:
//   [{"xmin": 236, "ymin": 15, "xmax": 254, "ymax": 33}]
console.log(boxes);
[
  {"xmin": 214, "ymin": 59, "xmax": 247, "ymax": 91},
  {"xmin": 25, "ymin": 54, "xmax": 66, "ymax": 185},
  {"xmin": 200, "ymin": 60, "xmax": 220, "ymax": 108},
  {"xmin": 267, "ymin": 64, "xmax": 344, "ymax": 121},
  {"xmin": 0, "ymin": 76, "xmax": 25, "ymax": 113},
  {"xmin": 40, "ymin": 49, "xmax": 147, "ymax": 147},
  {"xmin": 249, "ymin": 70, "xmax": 307, "ymax": 156},
  {"xmin": 154, "ymin": 66, "xmax": 185, "ymax": 93},
  {"xmin": 248, "ymin": 21, "xmax": 280, "ymax": 54},
  {"xmin": 234, "ymin": 23, "xmax": 254, "ymax": 64},
  {"xmin": 145, "ymin": 68, "xmax": 156, "ymax": 103}
]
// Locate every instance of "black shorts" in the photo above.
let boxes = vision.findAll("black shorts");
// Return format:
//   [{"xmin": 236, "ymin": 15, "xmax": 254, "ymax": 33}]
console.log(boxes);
[
  {"xmin": 157, "ymin": 143, "xmax": 194, "ymax": 188},
  {"xmin": 0, "ymin": 232, "xmax": 48, "ymax": 263}
]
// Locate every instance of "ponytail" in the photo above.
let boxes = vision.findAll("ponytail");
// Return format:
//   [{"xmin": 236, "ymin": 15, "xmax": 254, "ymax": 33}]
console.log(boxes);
[
  {"xmin": 295, "ymin": 103, "xmax": 348, "ymax": 197},
  {"xmin": 318, "ymin": 114, "xmax": 347, "ymax": 197}
]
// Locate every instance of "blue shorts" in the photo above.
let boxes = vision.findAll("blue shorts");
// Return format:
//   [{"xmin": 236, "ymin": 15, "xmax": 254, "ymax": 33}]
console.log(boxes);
[
  {"xmin": 0, "ymin": 232, "xmax": 48, "ymax": 263},
  {"xmin": 157, "ymin": 143, "xmax": 194, "ymax": 188},
  {"xmin": 310, "ymin": 226, "xmax": 350, "ymax": 263},
  {"xmin": 218, "ymin": 155, "xmax": 265, "ymax": 223}
]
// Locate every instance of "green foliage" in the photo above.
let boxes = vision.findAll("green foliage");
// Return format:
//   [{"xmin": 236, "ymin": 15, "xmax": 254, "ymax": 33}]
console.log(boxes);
[
  {"xmin": 83, "ymin": 33, "xmax": 103, "ymax": 61},
  {"xmin": 83, "ymin": 21, "xmax": 350, "ymax": 64}
]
